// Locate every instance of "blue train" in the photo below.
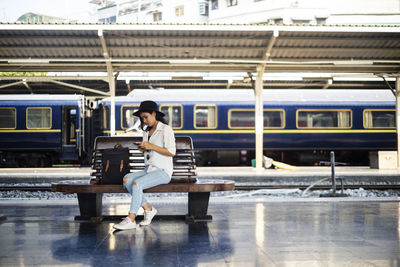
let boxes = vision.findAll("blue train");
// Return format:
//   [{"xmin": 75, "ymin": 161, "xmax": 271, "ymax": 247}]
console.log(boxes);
[
  {"xmin": 99, "ymin": 89, "xmax": 396, "ymax": 165},
  {"xmin": 0, "ymin": 89, "xmax": 396, "ymax": 167},
  {"xmin": 0, "ymin": 95, "xmax": 86, "ymax": 167}
]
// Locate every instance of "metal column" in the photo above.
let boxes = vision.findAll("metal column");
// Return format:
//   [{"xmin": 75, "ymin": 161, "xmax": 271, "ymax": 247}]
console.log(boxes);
[
  {"xmin": 254, "ymin": 30, "xmax": 278, "ymax": 170},
  {"xmin": 255, "ymin": 65, "xmax": 265, "ymax": 170},
  {"xmin": 99, "ymin": 29, "xmax": 116, "ymax": 136},
  {"xmin": 108, "ymin": 77, "xmax": 116, "ymax": 136},
  {"xmin": 396, "ymin": 77, "xmax": 400, "ymax": 168}
]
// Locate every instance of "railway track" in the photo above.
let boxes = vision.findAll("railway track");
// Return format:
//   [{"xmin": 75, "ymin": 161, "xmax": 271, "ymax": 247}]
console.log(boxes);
[{"xmin": 1, "ymin": 184, "xmax": 400, "ymax": 192}]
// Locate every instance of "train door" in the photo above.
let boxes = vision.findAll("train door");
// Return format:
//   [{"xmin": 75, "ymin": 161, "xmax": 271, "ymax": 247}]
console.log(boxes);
[{"xmin": 61, "ymin": 106, "xmax": 78, "ymax": 161}]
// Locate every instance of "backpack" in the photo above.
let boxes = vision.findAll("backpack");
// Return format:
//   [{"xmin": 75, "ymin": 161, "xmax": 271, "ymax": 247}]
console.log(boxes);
[{"xmin": 101, "ymin": 145, "xmax": 130, "ymax": 184}]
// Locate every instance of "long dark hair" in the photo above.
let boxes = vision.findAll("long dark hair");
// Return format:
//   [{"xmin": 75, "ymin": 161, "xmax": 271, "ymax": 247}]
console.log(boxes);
[{"xmin": 139, "ymin": 111, "xmax": 168, "ymax": 131}]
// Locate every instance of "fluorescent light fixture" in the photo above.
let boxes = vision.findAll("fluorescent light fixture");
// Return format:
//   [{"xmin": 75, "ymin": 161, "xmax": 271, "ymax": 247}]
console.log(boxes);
[
  {"xmin": 169, "ymin": 60, "xmax": 211, "ymax": 64},
  {"xmin": 8, "ymin": 59, "xmax": 50, "ymax": 64},
  {"xmin": 333, "ymin": 61, "xmax": 374, "ymax": 65}
]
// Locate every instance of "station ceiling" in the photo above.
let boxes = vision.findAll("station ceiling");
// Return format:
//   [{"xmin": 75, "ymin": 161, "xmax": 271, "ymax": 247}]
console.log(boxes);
[
  {"xmin": 0, "ymin": 23, "xmax": 399, "ymax": 95},
  {"xmin": 0, "ymin": 77, "xmax": 396, "ymax": 96}
]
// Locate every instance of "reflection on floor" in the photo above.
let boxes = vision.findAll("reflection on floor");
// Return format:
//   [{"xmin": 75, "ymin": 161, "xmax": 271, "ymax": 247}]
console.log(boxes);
[{"xmin": 0, "ymin": 198, "xmax": 399, "ymax": 266}]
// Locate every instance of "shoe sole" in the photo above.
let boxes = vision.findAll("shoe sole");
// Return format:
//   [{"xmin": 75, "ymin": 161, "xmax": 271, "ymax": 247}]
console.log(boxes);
[{"xmin": 113, "ymin": 224, "xmax": 136, "ymax": 230}]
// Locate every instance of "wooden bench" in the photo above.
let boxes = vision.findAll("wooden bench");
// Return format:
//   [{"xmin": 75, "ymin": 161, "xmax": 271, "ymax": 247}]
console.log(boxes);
[{"xmin": 51, "ymin": 136, "xmax": 235, "ymax": 222}]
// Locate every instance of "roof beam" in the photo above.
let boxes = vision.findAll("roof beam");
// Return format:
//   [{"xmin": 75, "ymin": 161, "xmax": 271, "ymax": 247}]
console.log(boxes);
[
  {"xmin": 129, "ymin": 81, "xmax": 392, "ymax": 88},
  {"xmin": 22, "ymin": 80, "xmax": 33, "ymax": 94},
  {"xmin": 4, "ymin": 57, "xmax": 400, "ymax": 64},
  {"xmin": 0, "ymin": 46, "xmax": 266, "ymax": 51},
  {"xmin": 98, "ymin": 29, "xmax": 115, "ymax": 80},
  {"xmin": 262, "ymin": 30, "xmax": 279, "ymax": 61},
  {"xmin": 6, "ymin": 46, "xmax": 399, "ymax": 54},
  {"xmin": 0, "ymin": 35, "xmax": 267, "ymax": 42},
  {"xmin": 322, "ymin": 79, "xmax": 333, "ymax": 89},
  {"xmin": 272, "ymin": 47, "xmax": 400, "ymax": 54},
  {"xmin": 276, "ymin": 36, "xmax": 400, "ymax": 43},
  {"xmin": 0, "ymin": 81, "xmax": 24, "ymax": 89},
  {"xmin": 49, "ymin": 80, "xmax": 110, "ymax": 96},
  {"xmin": 0, "ymin": 63, "xmax": 399, "ymax": 73}
]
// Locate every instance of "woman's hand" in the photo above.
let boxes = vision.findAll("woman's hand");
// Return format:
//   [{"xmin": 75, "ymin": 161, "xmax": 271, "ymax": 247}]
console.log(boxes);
[
  {"xmin": 136, "ymin": 142, "xmax": 175, "ymax": 157},
  {"xmin": 136, "ymin": 142, "xmax": 154, "ymax": 151}
]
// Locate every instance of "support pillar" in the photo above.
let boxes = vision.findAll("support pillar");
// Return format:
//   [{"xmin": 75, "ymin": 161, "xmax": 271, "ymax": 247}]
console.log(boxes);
[
  {"xmin": 255, "ymin": 65, "xmax": 265, "ymax": 170},
  {"xmin": 396, "ymin": 77, "xmax": 400, "ymax": 168},
  {"xmin": 109, "ymin": 75, "xmax": 116, "ymax": 136},
  {"xmin": 99, "ymin": 29, "xmax": 116, "ymax": 136},
  {"xmin": 253, "ymin": 30, "xmax": 278, "ymax": 170}
]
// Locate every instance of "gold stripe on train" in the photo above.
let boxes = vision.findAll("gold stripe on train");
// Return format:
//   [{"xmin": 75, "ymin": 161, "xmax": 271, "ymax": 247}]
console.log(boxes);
[
  {"xmin": 0, "ymin": 129, "xmax": 61, "ymax": 133},
  {"xmin": 103, "ymin": 129, "xmax": 396, "ymax": 134},
  {"xmin": 174, "ymin": 129, "xmax": 396, "ymax": 134}
]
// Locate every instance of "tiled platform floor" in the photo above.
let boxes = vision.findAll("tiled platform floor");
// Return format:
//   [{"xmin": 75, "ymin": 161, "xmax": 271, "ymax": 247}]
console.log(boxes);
[{"xmin": 0, "ymin": 198, "xmax": 399, "ymax": 266}]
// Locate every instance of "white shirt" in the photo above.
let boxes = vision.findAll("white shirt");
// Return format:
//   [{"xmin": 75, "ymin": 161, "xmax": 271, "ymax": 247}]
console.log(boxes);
[{"xmin": 143, "ymin": 122, "xmax": 176, "ymax": 178}]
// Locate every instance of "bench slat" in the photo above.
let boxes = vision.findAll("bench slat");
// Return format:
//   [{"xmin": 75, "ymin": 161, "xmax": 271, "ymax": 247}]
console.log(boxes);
[
  {"xmin": 94, "ymin": 136, "xmax": 193, "ymax": 150},
  {"xmin": 90, "ymin": 136, "xmax": 199, "ymax": 183},
  {"xmin": 52, "ymin": 179, "xmax": 234, "ymax": 193}
]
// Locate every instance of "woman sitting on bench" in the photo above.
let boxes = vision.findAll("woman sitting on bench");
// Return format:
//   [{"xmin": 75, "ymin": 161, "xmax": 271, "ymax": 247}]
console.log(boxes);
[{"xmin": 113, "ymin": 100, "xmax": 176, "ymax": 230}]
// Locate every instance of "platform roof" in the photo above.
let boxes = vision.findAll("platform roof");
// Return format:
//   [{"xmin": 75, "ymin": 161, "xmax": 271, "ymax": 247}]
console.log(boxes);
[
  {"xmin": 0, "ymin": 77, "xmax": 397, "ymax": 96},
  {"xmin": 0, "ymin": 23, "xmax": 399, "ymax": 74}
]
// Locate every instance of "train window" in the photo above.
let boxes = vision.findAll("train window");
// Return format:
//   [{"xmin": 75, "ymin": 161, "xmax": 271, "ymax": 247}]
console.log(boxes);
[
  {"xmin": 121, "ymin": 105, "xmax": 139, "ymax": 129},
  {"xmin": 364, "ymin": 110, "xmax": 395, "ymax": 128},
  {"xmin": 160, "ymin": 105, "xmax": 183, "ymax": 129},
  {"xmin": 194, "ymin": 105, "xmax": 217, "ymax": 129},
  {"xmin": 230, "ymin": 110, "xmax": 254, "ymax": 128},
  {"xmin": 297, "ymin": 110, "xmax": 351, "ymax": 129},
  {"xmin": 228, "ymin": 109, "xmax": 285, "ymax": 129},
  {"xmin": 101, "ymin": 106, "xmax": 109, "ymax": 129},
  {"xmin": 26, "ymin": 107, "xmax": 51, "ymax": 129},
  {"xmin": 0, "ymin": 108, "xmax": 16, "ymax": 129}
]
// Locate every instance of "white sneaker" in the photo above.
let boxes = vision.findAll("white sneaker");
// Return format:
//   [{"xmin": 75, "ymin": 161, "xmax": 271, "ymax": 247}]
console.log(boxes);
[
  {"xmin": 113, "ymin": 217, "xmax": 137, "ymax": 230},
  {"xmin": 139, "ymin": 207, "xmax": 157, "ymax": 226}
]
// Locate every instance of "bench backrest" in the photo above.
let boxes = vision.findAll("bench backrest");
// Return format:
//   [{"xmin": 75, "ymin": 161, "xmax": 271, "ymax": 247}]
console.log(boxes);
[{"xmin": 90, "ymin": 136, "xmax": 197, "ymax": 183}]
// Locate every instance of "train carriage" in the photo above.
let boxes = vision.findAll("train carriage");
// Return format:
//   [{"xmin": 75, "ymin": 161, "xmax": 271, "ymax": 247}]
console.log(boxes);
[
  {"xmin": 99, "ymin": 89, "xmax": 396, "ymax": 165},
  {"xmin": 0, "ymin": 95, "xmax": 85, "ymax": 167},
  {"xmin": 0, "ymin": 89, "xmax": 396, "ymax": 167}
]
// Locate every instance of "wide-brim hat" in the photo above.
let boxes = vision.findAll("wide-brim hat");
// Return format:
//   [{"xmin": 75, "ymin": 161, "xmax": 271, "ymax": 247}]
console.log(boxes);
[{"xmin": 133, "ymin": 100, "xmax": 165, "ymax": 117}]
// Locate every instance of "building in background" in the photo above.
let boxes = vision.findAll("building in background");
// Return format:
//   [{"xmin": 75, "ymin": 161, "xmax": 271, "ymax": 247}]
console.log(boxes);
[
  {"xmin": 90, "ymin": 0, "xmax": 400, "ymax": 25},
  {"xmin": 162, "ymin": 0, "xmax": 208, "ymax": 23},
  {"xmin": 208, "ymin": 0, "xmax": 400, "ymax": 25},
  {"xmin": 91, "ymin": 0, "xmax": 208, "ymax": 23},
  {"xmin": 209, "ymin": 0, "xmax": 327, "ymax": 24},
  {"xmin": 90, "ymin": 0, "xmax": 117, "ymax": 22},
  {"xmin": 325, "ymin": 0, "xmax": 400, "ymax": 25}
]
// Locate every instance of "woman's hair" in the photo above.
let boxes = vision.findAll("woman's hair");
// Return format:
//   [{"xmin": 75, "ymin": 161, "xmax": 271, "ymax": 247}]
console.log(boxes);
[{"xmin": 139, "ymin": 111, "xmax": 168, "ymax": 131}]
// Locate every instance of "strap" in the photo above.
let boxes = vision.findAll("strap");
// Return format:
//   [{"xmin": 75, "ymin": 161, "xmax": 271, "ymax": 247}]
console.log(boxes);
[
  {"xmin": 120, "ymin": 160, "xmax": 124, "ymax": 172},
  {"xmin": 105, "ymin": 160, "xmax": 109, "ymax": 172}
]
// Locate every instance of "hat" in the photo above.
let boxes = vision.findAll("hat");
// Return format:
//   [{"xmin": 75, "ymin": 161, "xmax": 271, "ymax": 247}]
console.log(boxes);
[{"xmin": 133, "ymin": 100, "xmax": 165, "ymax": 117}]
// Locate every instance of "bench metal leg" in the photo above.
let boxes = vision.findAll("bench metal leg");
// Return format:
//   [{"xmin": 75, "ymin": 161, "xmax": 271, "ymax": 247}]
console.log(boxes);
[
  {"xmin": 75, "ymin": 193, "xmax": 103, "ymax": 221},
  {"xmin": 187, "ymin": 192, "xmax": 212, "ymax": 223}
]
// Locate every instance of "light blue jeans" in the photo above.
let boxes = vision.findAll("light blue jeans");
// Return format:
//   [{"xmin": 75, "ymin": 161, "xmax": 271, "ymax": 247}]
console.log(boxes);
[{"xmin": 123, "ymin": 165, "xmax": 170, "ymax": 215}]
